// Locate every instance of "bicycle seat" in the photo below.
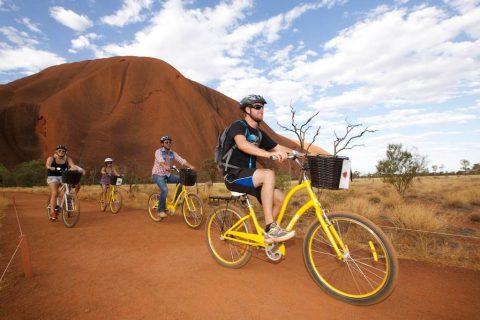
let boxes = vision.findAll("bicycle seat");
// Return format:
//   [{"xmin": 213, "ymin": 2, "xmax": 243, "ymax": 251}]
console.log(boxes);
[{"xmin": 230, "ymin": 191, "xmax": 246, "ymax": 197}]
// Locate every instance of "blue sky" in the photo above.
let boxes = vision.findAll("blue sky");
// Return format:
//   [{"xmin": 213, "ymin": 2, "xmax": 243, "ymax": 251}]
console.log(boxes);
[{"xmin": 1, "ymin": 0, "xmax": 479, "ymax": 174}]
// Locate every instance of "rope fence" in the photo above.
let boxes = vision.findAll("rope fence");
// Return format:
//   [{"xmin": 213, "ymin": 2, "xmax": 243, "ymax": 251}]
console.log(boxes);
[
  {"xmin": 0, "ymin": 196, "xmax": 32, "ymax": 284},
  {"xmin": 379, "ymin": 225, "xmax": 480, "ymax": 240}
]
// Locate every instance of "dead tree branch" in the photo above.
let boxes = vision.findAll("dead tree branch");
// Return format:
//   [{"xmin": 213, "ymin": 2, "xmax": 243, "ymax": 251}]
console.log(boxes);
[{"xmin": 333, "ymin": 119, "xmax": 377, "ymax": 156}]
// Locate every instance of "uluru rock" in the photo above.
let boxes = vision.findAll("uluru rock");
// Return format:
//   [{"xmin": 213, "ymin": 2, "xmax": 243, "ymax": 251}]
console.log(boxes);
[{"xmin": 0, "ymin": 56, "xmax": 327, "ymax": 176}]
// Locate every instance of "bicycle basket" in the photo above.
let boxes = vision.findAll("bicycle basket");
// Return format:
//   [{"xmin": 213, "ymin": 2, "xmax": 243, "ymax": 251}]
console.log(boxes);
[
  {"xmin": 110, "ymin": 175, "xmax": 123, "ymax": 186},
  {"xmin": 307, "ymin": 155, "xmax": 350, "ymax": 190},
  {"xmin": 61, "ymin": 171, "xmax": 82, "ymax": 185},
  {"xmin": 179, "ymin": 169, "xmax": 197, "ymax": 186}
]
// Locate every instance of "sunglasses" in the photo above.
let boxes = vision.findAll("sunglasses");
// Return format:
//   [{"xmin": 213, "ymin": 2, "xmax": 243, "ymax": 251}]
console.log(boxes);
[
  {"xmin": 250, "ymin": 104, "xmax": 264, "ymax": 110},
  {"xmin": 163, "ymin": 141, "xmax": 172, "ymax": 144},
  {"xmin": 106, "ymin": 162, "xmax": 113, "ymax": 165},
  {"xmin": 56, "ymin": 149, "xmax": 66, "ymax": 153}
]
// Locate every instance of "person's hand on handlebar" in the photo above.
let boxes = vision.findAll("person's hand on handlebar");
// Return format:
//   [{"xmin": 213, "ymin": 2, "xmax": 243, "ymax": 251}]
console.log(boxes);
[{"xmin": 268, "ymin": 151, "xmax": 288, "ymax": 163}]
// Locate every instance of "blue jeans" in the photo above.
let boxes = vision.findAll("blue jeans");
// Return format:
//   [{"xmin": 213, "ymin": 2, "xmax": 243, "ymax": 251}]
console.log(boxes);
[{"xmin": 152, "ymin": 174, "xmax": 181, "ymax": 212}]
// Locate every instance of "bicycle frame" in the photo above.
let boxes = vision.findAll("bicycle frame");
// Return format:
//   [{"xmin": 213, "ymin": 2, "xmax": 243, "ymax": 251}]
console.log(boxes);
[
  {"xmin": 105, "ymin": 184, "xmax": 117, "ymax": 203},
  {"xmin": 55, "ymin": 183, "xmax": 70, "ymax": 209},
  {"xmin": 221, "ymin": 159, "xmax": 347, "ymax": 260}
]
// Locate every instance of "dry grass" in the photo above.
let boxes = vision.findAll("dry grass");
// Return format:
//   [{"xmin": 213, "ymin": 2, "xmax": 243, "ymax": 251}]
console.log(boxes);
[
  {"xmin": 1, "ymin": 175, "xmax": 479, "ymax": 269},
  {"xmin": 0, "ymin": 195, "xmax": 10, "ymax": 229}
]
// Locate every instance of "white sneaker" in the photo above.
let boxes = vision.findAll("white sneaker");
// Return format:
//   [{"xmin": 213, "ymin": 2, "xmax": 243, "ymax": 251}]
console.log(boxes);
[
  {"xmin": 158, "ymin": 211, "xmax": 167, "ymax": 218},
  {"xmin": 264, "ymin": 223, "xmax": 296, "ymax": 244}
]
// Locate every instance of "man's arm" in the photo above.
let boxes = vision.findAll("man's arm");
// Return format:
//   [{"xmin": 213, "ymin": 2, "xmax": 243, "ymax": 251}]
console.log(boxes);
[{"xmin": 235, "ymin": 135, "xmax": 290, "ymax": 163}]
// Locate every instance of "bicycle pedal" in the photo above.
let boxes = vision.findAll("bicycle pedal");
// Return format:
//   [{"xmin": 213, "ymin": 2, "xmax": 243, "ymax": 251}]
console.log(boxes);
[{"xmin": 54, "ymin": 205, "xmax": 61, "ymax": 213}]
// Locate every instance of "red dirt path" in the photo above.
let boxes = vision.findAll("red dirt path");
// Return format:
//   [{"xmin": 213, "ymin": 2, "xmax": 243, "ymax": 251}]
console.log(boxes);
[{"xmin": 1, "ymin": 192, "xmax": 479, "ymax": 320}]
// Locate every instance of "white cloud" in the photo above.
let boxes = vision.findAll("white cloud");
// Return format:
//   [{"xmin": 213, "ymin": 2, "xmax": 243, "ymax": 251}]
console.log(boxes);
[
  {"xmin": 69, "ymin": 33, "xmax": 100, "ymax": 53},
  {"xmin": 0, "ymin": 46, "xmax": 65, "ymax": 76},
  {"xmin": 279, "ymin": 4, "xmax": 480, "ymax": 111},
  {"xmin": 18, "ymin": 17, "xmax": 41, "ymax": 33},
  {"xmin": 0, "ymin": 0, "xmax": 18, "ymax": 12},
  {"xmin": 96, "ymin": 0, "xmax": 335, "ymax": 85},
  {"xmin": 0, "ymin": 26, "xmax": 38, "ymax": 46},
  {"xmin": 358, "ymin": 108, "xmax": 478, "ymax": 130},
  {"xmin": 101, "ymin": 0, "xmax": 153, "ymax": 27},
  {"xmin": 49, "ymin": 6, "xmax": 93, "ymax": 32}
]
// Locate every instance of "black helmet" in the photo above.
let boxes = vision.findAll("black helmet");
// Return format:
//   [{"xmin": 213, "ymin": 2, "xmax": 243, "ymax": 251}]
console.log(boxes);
[
  {"xmin": 239, "ymin": 94, "xmax": 267, "ymax": 110},
  {"xmin": 160, "ymin": 135, "xmax": 172, "ymax": 143},
  {"xmin": 56, "ymin": 144, "xmax": 67, "ymax": 151}
]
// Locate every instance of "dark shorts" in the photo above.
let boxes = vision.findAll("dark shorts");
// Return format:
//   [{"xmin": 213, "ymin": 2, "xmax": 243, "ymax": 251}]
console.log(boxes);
[{"xmin": 224, "ymin": 168, "xmax": 262, "ymax": 202}]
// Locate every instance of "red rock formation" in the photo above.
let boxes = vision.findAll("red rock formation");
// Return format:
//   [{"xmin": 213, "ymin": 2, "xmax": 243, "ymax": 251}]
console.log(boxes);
[{"xmin": 0, "ymin": 56, "xmax": 326, "ymax": 176}]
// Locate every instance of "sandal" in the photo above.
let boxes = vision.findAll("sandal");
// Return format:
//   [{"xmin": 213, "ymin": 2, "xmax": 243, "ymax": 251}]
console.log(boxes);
[{"xmin": 49, "ymin": 213, "xmax": 58, "ymax": 222}]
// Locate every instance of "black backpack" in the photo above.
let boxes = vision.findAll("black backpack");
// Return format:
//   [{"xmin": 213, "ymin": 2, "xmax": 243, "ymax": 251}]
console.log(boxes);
[{"xmin": 214, "ymin": 120, "xmax": 262, "ymax": 170}]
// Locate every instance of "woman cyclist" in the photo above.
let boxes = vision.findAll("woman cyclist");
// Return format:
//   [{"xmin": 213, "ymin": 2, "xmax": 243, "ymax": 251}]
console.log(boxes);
[
  {"xmin": 100, "ymin": 157, "xmax": 120, "ymax": 205},
  {"xmin": 45, "ymin": 144, "xmax": 83, "ymax": 221}
]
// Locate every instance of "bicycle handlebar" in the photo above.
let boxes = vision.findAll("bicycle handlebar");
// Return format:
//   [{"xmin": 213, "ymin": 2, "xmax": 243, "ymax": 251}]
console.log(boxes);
[
  {"xmin": 269, "ymin": 151, "xmax": 304, "ymax": 161},
  {"xmin": 170, "ymin": 166, "xmax": 193, "ymax": 173}
]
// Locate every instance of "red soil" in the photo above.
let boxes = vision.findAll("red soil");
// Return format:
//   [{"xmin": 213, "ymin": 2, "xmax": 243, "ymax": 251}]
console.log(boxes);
[{"xmin": 1, "ymin": 192, "xmax": 479, "ymax": 319}]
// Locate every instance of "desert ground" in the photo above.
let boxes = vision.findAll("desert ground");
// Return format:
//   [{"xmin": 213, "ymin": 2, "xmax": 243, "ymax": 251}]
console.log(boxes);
[{"xmin": 1, "ymin": 191, "xmax": 480, "ymax": 320}]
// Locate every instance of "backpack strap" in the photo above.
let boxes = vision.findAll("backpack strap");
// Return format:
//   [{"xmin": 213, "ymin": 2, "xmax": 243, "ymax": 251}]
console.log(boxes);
[{"xmin": 222, "ymin": 120, "xmax": 262, "ymax": 170}]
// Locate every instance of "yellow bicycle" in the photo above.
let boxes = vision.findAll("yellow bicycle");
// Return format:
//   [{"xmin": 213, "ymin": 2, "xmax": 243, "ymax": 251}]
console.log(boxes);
[
  {"xmin": 148, "ymin": 167, "xmax": 204, "ymax": 229},
  {"xmin": 206, "ymin": 153, "xmax": 398, "ymax": 305},
  {"xmin": 99, "ymin": 175, "xmax": 123, "ymax": 214}
]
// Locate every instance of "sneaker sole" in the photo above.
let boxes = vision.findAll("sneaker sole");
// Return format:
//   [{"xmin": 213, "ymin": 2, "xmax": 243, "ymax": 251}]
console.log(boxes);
[{"xmin": 264, "ymin": 231, "xmax": 296, "ymax": 244}]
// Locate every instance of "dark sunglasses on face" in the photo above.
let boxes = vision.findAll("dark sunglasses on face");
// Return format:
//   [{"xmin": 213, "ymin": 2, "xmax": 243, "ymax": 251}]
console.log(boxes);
[
  {"xmin": 106, "ymin": 162, "xmax": 113, "ymax": 165},
  {"xmin": 56, "ymin": 149, "xmax": 66, "ymax": 153},
  {"xmin": 163, "ymin": 141, "xmax": 172, "ymax": 144},
  {"xmin": 250, "ymin": 104, "xmax": 264, "ymax": 110}
]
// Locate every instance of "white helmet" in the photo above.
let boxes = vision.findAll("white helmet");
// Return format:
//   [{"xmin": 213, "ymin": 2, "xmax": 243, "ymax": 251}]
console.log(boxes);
[{"xmin": 104, "ymin": 158, "xmax": 113, "ymax": 163}]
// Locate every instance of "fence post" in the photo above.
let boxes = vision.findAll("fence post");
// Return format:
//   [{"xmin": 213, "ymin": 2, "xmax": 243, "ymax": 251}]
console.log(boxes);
[{"xmin": 19, "ymin": 234, "xmax": 33, "ymax": 278}]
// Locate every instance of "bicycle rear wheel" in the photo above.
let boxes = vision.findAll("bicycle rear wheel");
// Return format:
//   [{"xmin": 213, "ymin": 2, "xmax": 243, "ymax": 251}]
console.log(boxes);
[
  {"xmin": 147, "ymin": 193, "xmax": 162, "ymax": 222},
  {"xmin": 109, "ymin": 190, "xmax": 123, "ymax": 214},
  {"xmin": 99, "ymin": 192, "xmax": 107, "ymax": 211},
  {"xmin": 182, "ymin": 194, "xmax": 204, "ymax": 228},
  {"xmin": 206, "ymin": 204, "xmax": 252, "ymax": 268},
  {"xmin": 304, "ymin": 212, "xmax": 398, "ymax": 305},
  {"xmin": 62, "ymin": 193, "xmax": 80, "ymax": 228}
]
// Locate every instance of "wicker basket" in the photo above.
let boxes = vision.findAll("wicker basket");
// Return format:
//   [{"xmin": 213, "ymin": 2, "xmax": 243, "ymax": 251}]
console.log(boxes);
[
  {"xmin": 61, "ymin": 171, "xmax": 82, "ymax": 185},
  {"xmin": 307, "ymin": 155, "xmax": 349, "ymax": 189},
  {"xmin": 110, "ymin": 175, "xmax": 123, "ymax": 186},
  {"xmin": 179, "ymin": 169, "xmax": 197, "ymax": 186}
]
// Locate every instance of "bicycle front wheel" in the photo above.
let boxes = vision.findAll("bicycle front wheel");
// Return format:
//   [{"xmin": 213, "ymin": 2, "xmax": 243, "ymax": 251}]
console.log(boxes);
[
  {"xmin": 147, "ymin": 193, "xmax": 162, "ymax": 222},
  {"xmin": 304, "ymin": 212, "xmax": 398, "ymax": 305},
  {"xmin": 206, "ymin": 204, "xmax": 252, "ymax": 268},
  {"xmin": 182, "ymin": 194, "xmax": 204, "ymax": 228},
  {"xmin": 46, "ymin": 197, "xmax": 52, "ymax": 221},
  {"xmin": 109, "ymin": 190, "xmax": 123, "ymax": 214},
  {"xmin": 62, "ymin": 193, "xmax": 80, "ymax": 228}
]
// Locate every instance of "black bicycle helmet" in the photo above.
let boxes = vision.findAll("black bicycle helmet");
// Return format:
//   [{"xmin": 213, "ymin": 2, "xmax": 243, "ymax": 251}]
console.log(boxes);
[
  {"xmin": 160, "ymin": 135, "xmax": 172, "ymax": 143},
  {"xmin": 56, "ymin": 144, "xmax": 67, "ymax": 151},
  {"xmin": 239, "ymin": 94, "xmax": 267, "ymax": 110}
]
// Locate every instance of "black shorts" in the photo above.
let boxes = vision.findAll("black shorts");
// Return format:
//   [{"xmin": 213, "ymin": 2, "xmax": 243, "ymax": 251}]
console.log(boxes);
[{"xmin": 224, "ymin": 168, "xmax": 262, "ymax": 202}]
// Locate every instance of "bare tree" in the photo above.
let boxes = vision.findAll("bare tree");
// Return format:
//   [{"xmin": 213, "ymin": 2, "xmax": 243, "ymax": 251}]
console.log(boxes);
[
  {"xmin": 277, "ymin": 103, "xmax": 321, "ymax": 154},
  {"xmin": 333, "ymin": 119, "xmax": 377, "ymax": 156}
]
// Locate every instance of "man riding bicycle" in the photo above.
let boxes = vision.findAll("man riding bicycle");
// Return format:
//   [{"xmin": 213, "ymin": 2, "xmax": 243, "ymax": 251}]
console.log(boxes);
[
  {"xmin": 221, "ymin": 94, "xmax": 296, "ymax": 244},
  {"xmin": 151, "ymin": 135, "xmax": 195, "ymax": 218}
]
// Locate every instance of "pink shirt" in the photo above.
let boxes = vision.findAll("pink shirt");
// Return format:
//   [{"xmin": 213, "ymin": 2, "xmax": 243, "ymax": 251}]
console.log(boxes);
[{"xmin": 151, "ymin": 148, "xmax": 187, "ymax": 176}]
